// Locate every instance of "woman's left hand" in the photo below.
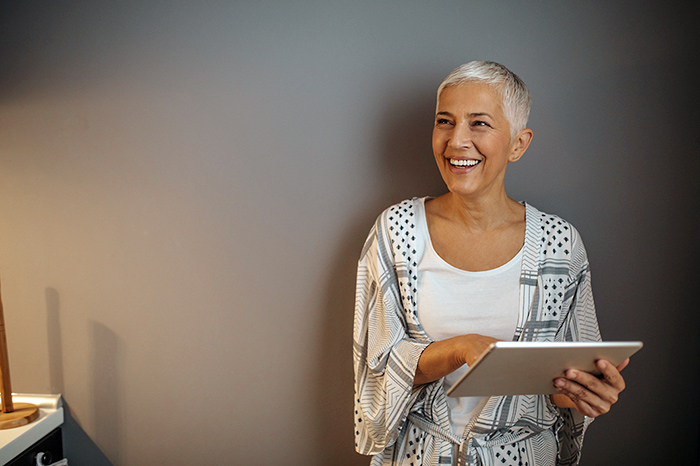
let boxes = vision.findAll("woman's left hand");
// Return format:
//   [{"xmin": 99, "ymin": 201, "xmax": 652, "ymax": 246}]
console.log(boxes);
[{"xmin": 552, "ymin": 358, "xmax": 629, "ymax": 417}]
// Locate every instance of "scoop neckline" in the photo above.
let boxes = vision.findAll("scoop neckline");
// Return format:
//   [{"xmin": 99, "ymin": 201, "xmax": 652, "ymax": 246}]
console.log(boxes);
[{"xmin": 417, "ymin": 197, "xmax": 525, "ymax": 275}]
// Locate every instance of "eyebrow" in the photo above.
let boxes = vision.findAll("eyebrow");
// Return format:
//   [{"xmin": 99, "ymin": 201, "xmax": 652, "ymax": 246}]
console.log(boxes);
[{"xmin": 436, "ymin": 111, "xmax": 494, "ymax": 119}]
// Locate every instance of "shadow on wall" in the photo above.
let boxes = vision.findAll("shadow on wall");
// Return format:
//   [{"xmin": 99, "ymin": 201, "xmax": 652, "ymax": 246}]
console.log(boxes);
[
  {"xmin": 90, "ymin": 322, "xmax": 123, "ymax": 465},
  {"xmin": 46, "ymin": 288, "xmax": 64, "ymax": 395},
  {"xmin": 312, "ymin": 83, "xmax": 445, "ymax": 465},
  {"xmin": 45, "ymin": 288, "xmax": 117, "ymax": 466}
]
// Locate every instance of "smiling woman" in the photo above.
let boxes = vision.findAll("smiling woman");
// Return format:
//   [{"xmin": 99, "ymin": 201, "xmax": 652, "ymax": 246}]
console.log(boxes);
[
  {"xmin": 353, "ymin": 61, "xmax": 628, "ymax": 466},
  {"xmin": 431, "ymin": 84, "xmax": 532, "ymax": 204}
]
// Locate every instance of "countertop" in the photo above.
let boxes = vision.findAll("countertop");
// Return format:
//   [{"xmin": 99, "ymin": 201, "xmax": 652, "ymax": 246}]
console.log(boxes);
[{"xmin": 0, "ymin": 394, "xmax": 64, "ymax": 465}]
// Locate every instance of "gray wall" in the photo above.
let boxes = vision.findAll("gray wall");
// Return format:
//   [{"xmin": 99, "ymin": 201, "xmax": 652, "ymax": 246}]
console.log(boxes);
[{"xmin": 1, "ymin": 1, "xmax": 697, "ymax": 465}]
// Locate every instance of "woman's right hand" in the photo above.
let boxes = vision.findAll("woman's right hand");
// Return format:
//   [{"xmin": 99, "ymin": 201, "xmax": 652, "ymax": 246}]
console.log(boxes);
[
  {"xmin": 460, "ymin": 334, "xmax": 500, "ymax": 366},
  {"xmin": 414, "ymin": 334, "xmax": 499, "ymax": 386}
]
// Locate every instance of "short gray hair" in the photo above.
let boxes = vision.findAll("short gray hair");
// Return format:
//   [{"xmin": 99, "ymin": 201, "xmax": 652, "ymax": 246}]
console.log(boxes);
[{"xmin": 436, "ymin": 61, "xmax": 532, "ymax": 139}]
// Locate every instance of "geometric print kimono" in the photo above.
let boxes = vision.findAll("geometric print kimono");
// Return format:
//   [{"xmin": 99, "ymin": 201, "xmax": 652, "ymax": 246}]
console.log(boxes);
[{"xmin": 353, "ymin": 198, "xmax": 602, "ymax": 466}]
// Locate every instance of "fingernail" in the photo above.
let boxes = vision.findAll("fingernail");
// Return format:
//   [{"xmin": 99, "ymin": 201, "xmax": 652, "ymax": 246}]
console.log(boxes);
[
  {"xmin": 555, "ymin": 379, "xmax": 565, "ymax": 387},
  {"xmin": 567, "ymin": 370, "xmax": 577, "ymax": 379}
]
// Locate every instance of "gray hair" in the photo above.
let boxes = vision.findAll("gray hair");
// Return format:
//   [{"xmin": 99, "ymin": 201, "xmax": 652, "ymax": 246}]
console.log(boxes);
[{"xmin": 436, "ymin": 61, "xmax": 532, "ymax": 139}]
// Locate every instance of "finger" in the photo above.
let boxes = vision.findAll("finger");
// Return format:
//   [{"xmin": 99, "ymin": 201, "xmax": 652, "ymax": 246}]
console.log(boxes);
[
  {"xmin": 561, "ymin": 369, "xmax": 619, "ymax": 406},
  {"xmin": 596, "ymin": 360, "xmax": 626, "ymax": 392},
  {"xmin": 554, "ymin": 377, "xmax": 611, "ymax": 417},
  {"xmin": 616, "ymin": 358, "xmax": 630, "ymax": 372},
  {"xmin": 573, "ymin": 399, "xmax": 602, "ymax": 418},
  {"xmin": 564, "ymin": 396, "xmax": 597, "ymax": 417}
]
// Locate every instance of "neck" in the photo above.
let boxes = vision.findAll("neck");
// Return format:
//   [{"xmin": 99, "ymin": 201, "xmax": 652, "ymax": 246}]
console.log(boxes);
[{"xmin": 440, "ymin": 191, "xmax": 523, "ymax": 232}]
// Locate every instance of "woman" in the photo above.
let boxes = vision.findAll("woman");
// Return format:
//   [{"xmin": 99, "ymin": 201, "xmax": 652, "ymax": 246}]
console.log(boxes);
[{"xmin": 353, "ymin": 61, "xmax": 627, "ymax": 466}]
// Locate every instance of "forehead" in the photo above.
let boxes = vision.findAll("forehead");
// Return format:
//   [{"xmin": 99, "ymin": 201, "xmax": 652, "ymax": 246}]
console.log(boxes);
[{"xmin": 437, "ymin": 83, "xmax": 505, "ymax": 116}]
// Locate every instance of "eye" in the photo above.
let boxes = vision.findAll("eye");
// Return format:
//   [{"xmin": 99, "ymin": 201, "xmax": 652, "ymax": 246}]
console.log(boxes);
[
  {"xmin": 436, "ymin": 118, "xmax": 453, "ymax": 126},
  {"xmin": 472, "ymin": 120, "xmax": 490, "ymax": 127}
]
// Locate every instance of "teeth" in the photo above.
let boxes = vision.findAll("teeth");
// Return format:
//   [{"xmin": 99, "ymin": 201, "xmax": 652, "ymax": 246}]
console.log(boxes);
[{"xmin": 449, "ymin": 159, "xmax": 480, "ymax": 167}]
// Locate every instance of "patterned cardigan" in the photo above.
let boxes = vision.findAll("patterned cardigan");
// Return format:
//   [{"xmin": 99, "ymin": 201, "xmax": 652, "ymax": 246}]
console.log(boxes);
[{"xmin": 353, "ymin": 198, "xmax": 602, "ymax": 466}]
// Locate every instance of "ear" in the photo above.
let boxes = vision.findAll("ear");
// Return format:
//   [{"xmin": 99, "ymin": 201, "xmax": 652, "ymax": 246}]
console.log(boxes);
[{"xmin": 508, "ymin": 128, "xmax": 533, "ymax": 162}]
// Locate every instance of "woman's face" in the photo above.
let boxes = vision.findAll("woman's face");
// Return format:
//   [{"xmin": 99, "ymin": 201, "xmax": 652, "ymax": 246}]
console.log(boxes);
[{"xmin": 432, "ymin": 83, "xmax": 527, "ymax": 200}]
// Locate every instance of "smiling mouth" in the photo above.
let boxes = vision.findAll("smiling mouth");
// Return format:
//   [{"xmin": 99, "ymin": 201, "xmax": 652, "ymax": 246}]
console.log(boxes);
[{"xmin": 449, "ymin": 158, "xmax": 481, "ymax": 168}]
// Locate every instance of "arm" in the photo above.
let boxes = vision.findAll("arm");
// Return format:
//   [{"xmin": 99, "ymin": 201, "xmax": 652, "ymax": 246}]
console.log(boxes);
[
  {"xmin": 413, "ymin": 334, "xmax": 498, "ymax": 386},
  {"xmin": 353, "ymin": 220, "xmax": 431, "ymax": 455}
]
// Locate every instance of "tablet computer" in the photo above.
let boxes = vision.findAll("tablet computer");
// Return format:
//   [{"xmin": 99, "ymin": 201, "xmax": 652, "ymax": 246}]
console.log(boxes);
[{"xmin": 445, "ymin": 341, "xmax": 643, "ymax": 397}]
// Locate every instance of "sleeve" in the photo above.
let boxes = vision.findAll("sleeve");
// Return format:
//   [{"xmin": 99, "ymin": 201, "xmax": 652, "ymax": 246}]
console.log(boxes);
[
  {"xmin": 557, "ymin": 226, "xmax": 602, "ymax": 344},
  {"xmin": 352, "ymin": 217, "xmax": 431, "ymax": 456},
  {"xmin": 554, "ymin": 229, "xmax": 602, "ymax": 466}
]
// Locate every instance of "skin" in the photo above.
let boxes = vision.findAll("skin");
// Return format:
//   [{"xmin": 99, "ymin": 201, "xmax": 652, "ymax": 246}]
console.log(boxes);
[{"xmin": 413, "ymin": 83, "xmax": 627, "ymax": 418}]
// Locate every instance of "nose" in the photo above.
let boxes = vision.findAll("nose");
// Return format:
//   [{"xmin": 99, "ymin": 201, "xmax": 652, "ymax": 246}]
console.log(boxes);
[{"xmin": 448, "ymin": 122, "xmax": 472, "ymax": 149}]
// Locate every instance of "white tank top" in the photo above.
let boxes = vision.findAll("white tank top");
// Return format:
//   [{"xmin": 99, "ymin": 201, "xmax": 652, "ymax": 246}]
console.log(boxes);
[{"xmin": 415, "ymin": 198, "xmax": 522, "ymax": 435}]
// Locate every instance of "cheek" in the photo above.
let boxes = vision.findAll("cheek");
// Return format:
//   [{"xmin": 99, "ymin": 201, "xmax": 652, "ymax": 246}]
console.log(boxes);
[
  {"xmin": 472, "ymin": 135, "xmax": 502, "ymax": 154},
  {"xmin": 431, "ymin": 132, "xmax": 445, "ymax": 154}
]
